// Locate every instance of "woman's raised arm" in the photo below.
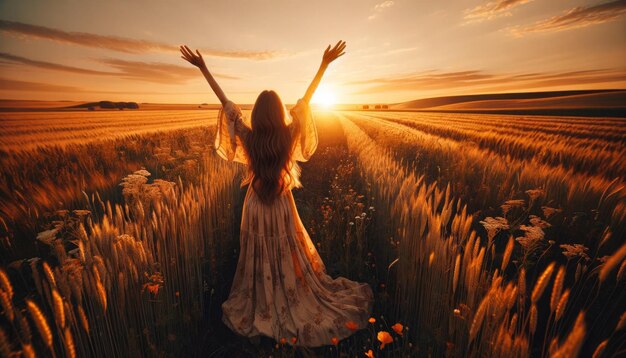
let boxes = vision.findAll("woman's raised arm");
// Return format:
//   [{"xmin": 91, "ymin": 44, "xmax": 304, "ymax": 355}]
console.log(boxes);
[
  {"xmin": 302, "ymin": 40, "xmax": 346, "ymax": 104},
  {"xmin": 180, "ymin": 45, "xmax": 229, "ymax": 106}
]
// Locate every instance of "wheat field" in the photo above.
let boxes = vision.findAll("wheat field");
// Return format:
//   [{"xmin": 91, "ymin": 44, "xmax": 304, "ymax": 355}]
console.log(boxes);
[{"xmin": 0, "ymin": 109, "xmax": 624, "ymax": 357}]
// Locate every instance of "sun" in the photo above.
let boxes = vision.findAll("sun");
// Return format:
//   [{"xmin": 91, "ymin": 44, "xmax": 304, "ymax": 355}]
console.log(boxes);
[{"xmin": 311, "ymin": 85, "xmax": 338, "ymax": 109}]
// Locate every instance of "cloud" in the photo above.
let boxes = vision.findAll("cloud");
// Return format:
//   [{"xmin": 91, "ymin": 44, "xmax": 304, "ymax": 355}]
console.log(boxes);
[
  {"xmin": 0, "ymin": 77, "xmax": 84, "ymax": 92},
  {"xmin": 368, "ymin": 1, "xmax": 394, "ymax": 20},
  {"xmin": 347, "ymin": 68, "xmax": 626, "ymax": 94},
  {"xmin": 0, "ymin": 52, "xmax": 116, "ymax": 76},
  {"xmin": 510, "ymin": 0, "xmax": 626, "ymax": 35},
  {"xmin": 0, "ymin": 52, "xmax": 239, "ymax": 84},
  {"xmin": 0, "ymin": 76, "xmax": 236, "ymax": 96},
  {"xmin": 0, "ymin": 19, "xmax": 286, "ymax": 60},
  {"xmin": 465, "ymin": 0, "xmax": 533, "ymax": 22},
  {"xmin": 97, "ymin": 57, "xmax": 239, "ymax": 84}
]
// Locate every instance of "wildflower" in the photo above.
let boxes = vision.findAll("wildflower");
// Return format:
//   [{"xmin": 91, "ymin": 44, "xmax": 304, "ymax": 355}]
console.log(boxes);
[
  {"xmin": 529, "ymin": 215, "xmax": 551, "ymax": 229},
  {"xmin": 134, "ymin": 169, "xmax": 151, "ymax": 177},
  {"xmin": 501, "ymin": 199, "xmax": 525, "ymax": 214},
  {"xmin": 280, "ymin": 337, "xmax": 287, "ymax": 345},
  {"xmin": 479, "ymin": 217, "xmax": 509, "ymax": 240},
  {"xmin": 345, "ymin": 320, "xmax": 358, "ymax": 331},
  {"xmin": 560, "ymin": 244, "xmax": 590, "ymax": 261},
  {"xmin": 142, "ymin": 283, "xmax": 161, "ymax": 296},
  {"xmin": 36, "ymin": 228, "xmax": 59, "ymax": 245},
  {"xmin": 525, "ymin": 189, "xmax": 545, "ymax": 201},
  {"xmin": 291, "ymin": 337, "xmax": 297, "ymax": 344},
  {"xmin": 368, "ymin": 317, "xmax": 376, "ymax": 324},
  {"xmin": 377, "ymin": 331, "xmax": 393, "ymax": 349},
  {"xmin": 519, "ymin": 225, "xmax": 545, "ymax": 241},
  {"xmin": 391, "ymin": 323, "xmax": 403, "ymax": 336},
  {"xmin": 541, "ymin": 206, "xmax": 562, "ymax": 218},
  {"xmin": 364, "ymin": 349, "xmax": 375, "ymax": 358},
  {"xmin": 331, "ymin": 337, "xmax": 339, "ymax": 345}
]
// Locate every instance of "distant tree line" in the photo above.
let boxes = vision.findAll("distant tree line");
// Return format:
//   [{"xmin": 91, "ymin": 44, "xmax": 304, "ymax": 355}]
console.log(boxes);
[
  {"xmin": 88, "ymin": 101, "xmax": 140, "ymax": 110},
  {"xmin": 362, "ymin": 104, "xmax": 388, "ymax": 110}
]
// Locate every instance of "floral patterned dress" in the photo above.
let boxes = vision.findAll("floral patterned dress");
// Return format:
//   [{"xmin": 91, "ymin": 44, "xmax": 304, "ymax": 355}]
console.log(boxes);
[{"xmin": 216, "ymin": 98, "xmax": 374, "ymax": 347}]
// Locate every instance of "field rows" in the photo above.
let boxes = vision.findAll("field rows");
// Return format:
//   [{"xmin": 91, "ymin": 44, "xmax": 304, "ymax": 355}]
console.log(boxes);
[
  {"xmin": 359, "ymin": 111, "xmax": 626, "ymax": 143},
  {"xmin": 0, "ymin": 110, "xmax": 624, "ymax": 357},
  {"xmin": 0, "ymin": 110, "xmax": 251, "ymax": 151},
  {"xmin": 355, "ymin": 112, "xmax": 626, "ymax": 178}
]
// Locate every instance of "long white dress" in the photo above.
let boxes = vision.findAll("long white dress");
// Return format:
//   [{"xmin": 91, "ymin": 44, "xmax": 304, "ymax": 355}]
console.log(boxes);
[{"xmin": 216, "ymin": 98, "xmax": 374, "ymax": 347}]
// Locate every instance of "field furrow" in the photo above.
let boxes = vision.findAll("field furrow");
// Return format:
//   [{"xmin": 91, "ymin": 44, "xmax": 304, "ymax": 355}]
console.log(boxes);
[
  {"xmin": 361, "ymin": 113, "xmax": 626, "ymax": 179},
  {"xmin": 340, "ymin": 111, "xmax": 626, "ymax": 237}
]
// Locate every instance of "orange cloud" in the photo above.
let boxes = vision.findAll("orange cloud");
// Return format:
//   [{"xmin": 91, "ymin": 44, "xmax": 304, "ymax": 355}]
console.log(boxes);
[
  {"xmin": 0, "ymin": 52, "xmax": 115, "ymax": 76},
  {"xmin": 465, "ymin": 0, "xmax": 533, "ymax": 21},
  {"xmin": 510, "ymin": 0, "xmax": 626, "ymax": 35},
  {"xmin": 0, "ymin": 52, "xmax": 238, "ymax": 84},
  {"xmin": 0, "ymin": 19, "xmax": 286, "ymax": 60},
  {"xmin": 348, "ymin": 68, "xmax": 626, "ymax": 94},
  {"xmin": 98, "ymin": 57, "xmax": 239, "ymax": 84},
  {"xmin": 0, "ymin": 77, "xmax": 84, "ymax": 92}
]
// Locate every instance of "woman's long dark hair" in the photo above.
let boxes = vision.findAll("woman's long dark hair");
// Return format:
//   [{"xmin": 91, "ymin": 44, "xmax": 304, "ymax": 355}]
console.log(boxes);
[{"xmin": 243, "ymin": 90, "xmax": 297, "ymax": 205}]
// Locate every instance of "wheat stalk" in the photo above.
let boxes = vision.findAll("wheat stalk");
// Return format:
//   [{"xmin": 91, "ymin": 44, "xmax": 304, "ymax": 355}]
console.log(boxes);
[
  {"xmin": 453, "ymin": 254, "xmax": 460, "ymax": 295},
  {"xmin": 469, "ymin": 295, "xmax": 489, "ymax": 342},
  {"xmin": 26, "ymin": 299, "xmax": 53, "ymax": 349},
  {"xmin": 51, "ymin": 289, "xmax": 65, "ymax": 328},
  {"xmin": 550, "ymin": 266, "xmax": 565, "ymax": 313},
  {"xmin": 0, "ymin": 270, "xmax": 13, "ymax": 299},
  {"xmin": 591, "ymin": 339, "xmax": 608, "ymax": 358},
  {"xmin": 552, "ymin": 311, "xmax": 586, "ymax": 358},
  {"xmin": 501, "ymin": 235, "xmax": 514, "ymax": 272},
  {"xmin": 599, "ymin": 242, "xmax": 626, "ymax": 282},
  {"xmin": 63, "ymin": 327, "xmax": 76, "ymax": 358},
  {"xmin": 529, "ymin": 304, "xmax": 538, "ymax": 335},
  {"xmin": 0, "ymin": 290, "xmax": 14, "ymax": 322},
  {"xmin": 555, "ymin": 289, "xmax": 570, "ymax": 321},
  {"xmin": 42, "ymin": 262, "xmax": 57, "ymax": 288},
  {"xmin": 531, "ymin": 262, "xmax": 555, "ymax": 304}
]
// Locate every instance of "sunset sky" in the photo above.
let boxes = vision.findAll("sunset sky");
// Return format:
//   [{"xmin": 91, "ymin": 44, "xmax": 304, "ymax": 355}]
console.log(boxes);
[{"xmin": 1, "ymin": 0, "xmax": 625, "ymax": 104}]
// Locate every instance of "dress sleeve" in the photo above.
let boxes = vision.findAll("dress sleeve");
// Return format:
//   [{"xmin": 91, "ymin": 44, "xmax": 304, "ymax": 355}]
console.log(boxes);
[
  {"xmin": 214, "ymin": 100, "xmax": 251, "ymax": 164},
  {"xmin": 288, "ymin": 98, "xmax": 318, "ymax": 162}
]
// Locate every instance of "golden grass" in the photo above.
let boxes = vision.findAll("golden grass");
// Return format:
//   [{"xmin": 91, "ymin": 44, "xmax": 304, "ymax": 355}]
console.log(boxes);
[
  {"xmin": 0, "ymin": 110, "xmax": 242, "ymax": 151},
  {"xmin": 1, "ymin": 109, "xmax": 624, "ymax": 356},
  {"xmin": 335, "ymin": 111, "xmax": 624, "ymax": 356}
]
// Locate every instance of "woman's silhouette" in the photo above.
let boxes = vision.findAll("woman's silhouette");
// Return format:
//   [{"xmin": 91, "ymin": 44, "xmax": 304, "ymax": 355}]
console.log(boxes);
[{"xmin": 180, "ymin": 41, "xmax": 373, "ymax": 347}]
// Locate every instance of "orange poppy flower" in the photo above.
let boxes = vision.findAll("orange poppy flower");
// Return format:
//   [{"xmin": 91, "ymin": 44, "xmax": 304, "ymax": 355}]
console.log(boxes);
[
  {"xmin": 345, "ymin": 320, "xmax": 359, "ymax": 331},
  {"xmin": 391, "ymin": 323, "xmax": 403, "ymax": 336},
  {"xmin": 291, "ymin": 337, "xmax": 297, "ymax": 344},
  {"xmin": 279, "ymin": 337, "xmax": 286, "ymax": 345},
  {"xmin": 377, "ymin": 331, "xmax": 393, "ymax": 349},
  {"xmin": 368, "ymin": 317, "xmax": 376, "ymax": 324},
  {"xmin": 364, "ymin": 349, "xmax": 375, "ymax": 358},
  {"xmin": 331, "ymin": 337, "xmax": 339, "ymax": 345}
]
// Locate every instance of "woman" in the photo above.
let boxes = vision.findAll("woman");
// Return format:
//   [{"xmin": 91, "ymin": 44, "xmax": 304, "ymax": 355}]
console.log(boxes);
[{"xmin": 180, "ymin": 41, "xmax": 373, "ymax": 347}]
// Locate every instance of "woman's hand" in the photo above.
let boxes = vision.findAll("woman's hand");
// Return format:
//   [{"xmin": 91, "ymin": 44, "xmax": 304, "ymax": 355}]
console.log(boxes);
[
  {"xmin": 321, "ymin": 40, "xmax": 346, "ymax": 66},
  {"xmin": 180, "ymin": 45, "xmax": 206, "ymax": 69}
]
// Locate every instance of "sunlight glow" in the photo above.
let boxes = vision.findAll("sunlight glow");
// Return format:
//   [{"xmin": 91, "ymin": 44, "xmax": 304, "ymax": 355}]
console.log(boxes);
[{"xmin": 311, "ymin": 85, "xmax": 338, "ymax": 108}]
